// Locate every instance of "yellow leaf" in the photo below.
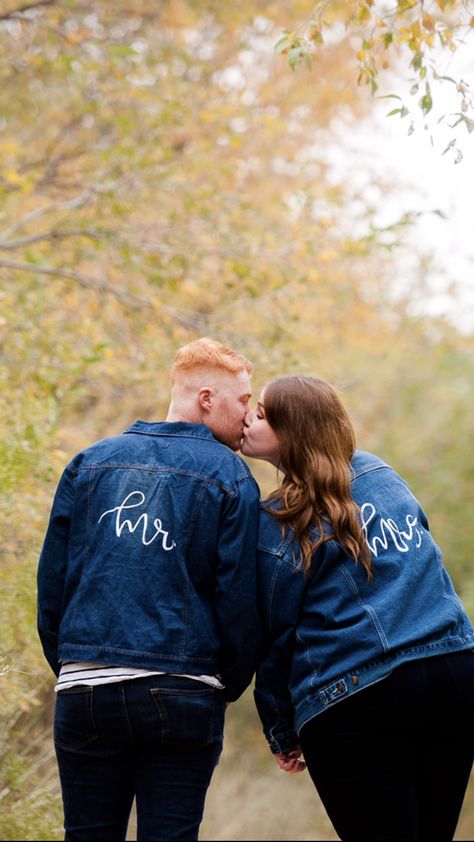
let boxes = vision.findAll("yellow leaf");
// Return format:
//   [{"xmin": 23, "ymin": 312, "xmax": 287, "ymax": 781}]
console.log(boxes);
[
  {"xmin": 1, "ymin": 141, "xmax": 19, "ymax": 155},
  {"xmin": 422, "ymin": 14, "xmax": 435, "ymax": 32},
  {"xmin": 358, "ymin": 7, "xmax": 371, "ymax": 23},
  {"xmin": 200, "ymin": 111, "xmax": 216, "ymax": 124},
  {"xmin": 317, "ymin": 248, "xmax": 338, "ymax": 263}
]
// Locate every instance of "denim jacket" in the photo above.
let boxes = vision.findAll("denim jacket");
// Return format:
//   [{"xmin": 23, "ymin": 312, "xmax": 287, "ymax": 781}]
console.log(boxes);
[
  {"xmin": 254, "ymin": 450, "xmax": 474, "ymax": 753},
  {"xmin": 37, "ymin": 421, "xmax": 261, "ymax": 702}
]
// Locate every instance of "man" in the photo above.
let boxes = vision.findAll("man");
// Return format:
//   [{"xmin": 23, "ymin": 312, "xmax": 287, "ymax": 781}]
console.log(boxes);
[{"xmin": 37, "ymin": 337, "xmax": 260, "ymax": 842}]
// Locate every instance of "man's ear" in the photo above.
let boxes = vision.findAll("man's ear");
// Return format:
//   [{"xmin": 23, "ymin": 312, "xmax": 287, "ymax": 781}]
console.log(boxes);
[{"xmin": 198, "ymin": 386, "xmax": 214, "ymax": 412}]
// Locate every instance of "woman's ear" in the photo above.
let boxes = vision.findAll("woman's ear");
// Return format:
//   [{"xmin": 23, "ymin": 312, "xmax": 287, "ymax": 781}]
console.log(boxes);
[{"xmin": 198, "ymin": 386, "xmax": 214, "ymax": 412}]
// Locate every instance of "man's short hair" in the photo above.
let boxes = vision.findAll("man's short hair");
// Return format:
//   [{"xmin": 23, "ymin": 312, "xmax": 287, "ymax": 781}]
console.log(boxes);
[{"xmin": 171, "ymin": 337, "xmax": 252, "ymax": 384}]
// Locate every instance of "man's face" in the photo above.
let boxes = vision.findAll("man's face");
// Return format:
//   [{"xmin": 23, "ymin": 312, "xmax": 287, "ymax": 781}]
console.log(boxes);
[{"xmin": 204, "ymin": 369, "xmax": 252, "ymax": 451}]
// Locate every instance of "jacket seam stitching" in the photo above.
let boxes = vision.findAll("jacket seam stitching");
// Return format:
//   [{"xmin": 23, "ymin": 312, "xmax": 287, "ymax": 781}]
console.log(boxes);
[{"xmin": 71, "ymin": 464, "xmax": 239, "ymax": 496}]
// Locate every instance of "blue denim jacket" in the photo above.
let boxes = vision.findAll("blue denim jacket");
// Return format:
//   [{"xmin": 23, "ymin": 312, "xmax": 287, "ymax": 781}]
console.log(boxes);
[
  {"xmin": 254, "ymin": 450, "xmax": 474, "ymax": 753},
  {"xmin": 37, "ymin": 421, "xmax": 261, "ymax": 702}
]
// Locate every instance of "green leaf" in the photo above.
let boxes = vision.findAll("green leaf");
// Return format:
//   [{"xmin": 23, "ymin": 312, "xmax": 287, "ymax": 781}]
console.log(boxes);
[
  {"xmin": 275, "ymin": 36, "xmax": 291, "ymax": 54},
  {"xmin": 288, "ymin": 47, "xmax": 301, "ymax": 70},
  {"xmin": 458, "ymin": 114, "xmax": 474, "ymax": 134},
  {"xmin": 433, "ymin": 72, "xmax": 457, "ymax": 85},
  {"xmin": 419, "ymin": 84, "xmax": 433, "ymax": 114},
  {"xmin": 387, "ymin": 106, "xmax": 409, "ymax": 118},
  {"xmin": 451, "ymin": 114, "xmax": 474, "ymax": 134},
  {"xmin": 442, "ymin": 138, "xmax": 456, "ymax": 155}
]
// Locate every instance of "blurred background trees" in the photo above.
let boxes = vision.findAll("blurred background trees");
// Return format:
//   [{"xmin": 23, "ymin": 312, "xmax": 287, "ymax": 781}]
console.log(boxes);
[{"xmin": 1, "ymin": 1, "xmax": 473, "ymax": 838}]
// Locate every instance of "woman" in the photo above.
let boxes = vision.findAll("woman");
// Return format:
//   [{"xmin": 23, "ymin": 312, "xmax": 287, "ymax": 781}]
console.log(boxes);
[{"xmin": 241, "ymin": 375, "xmax": 474, "ymax": 842}]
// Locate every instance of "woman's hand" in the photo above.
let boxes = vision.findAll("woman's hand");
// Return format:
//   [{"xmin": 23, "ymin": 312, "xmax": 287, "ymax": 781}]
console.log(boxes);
[{"xmin": 274, "ymin": 746, "xmax": 306, "ymax": 774}]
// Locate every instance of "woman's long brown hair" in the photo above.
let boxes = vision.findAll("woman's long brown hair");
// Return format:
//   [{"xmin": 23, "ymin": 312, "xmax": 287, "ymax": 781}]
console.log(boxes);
[{"xmin": 263, "ymin": 375, "xmax": 372, "ymax": 579}]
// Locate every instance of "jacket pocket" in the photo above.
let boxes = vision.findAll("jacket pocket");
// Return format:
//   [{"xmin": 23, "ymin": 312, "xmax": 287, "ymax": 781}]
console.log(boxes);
[
  {"xmin": 149, "ymin": 682, "xmax": 224, "ymax": 747},
  {"xmin": 54, "ymin": 686, "xmax": 98, "ymax": 750}
]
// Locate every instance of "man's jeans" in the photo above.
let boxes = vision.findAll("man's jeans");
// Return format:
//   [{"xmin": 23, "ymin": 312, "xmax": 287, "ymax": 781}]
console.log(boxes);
[
  {"xmin": 54, "ymin": 675, "xmax": 225, "ymax": 841},
  {"xmin": 300, "ymin": 649, "xmax": 474, "ymax": 842}
]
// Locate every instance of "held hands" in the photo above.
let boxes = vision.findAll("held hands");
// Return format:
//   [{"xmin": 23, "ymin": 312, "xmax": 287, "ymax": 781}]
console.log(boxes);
[{"xmin": 274, "ymin": 746, "xmax": 306, "ymax": 774}]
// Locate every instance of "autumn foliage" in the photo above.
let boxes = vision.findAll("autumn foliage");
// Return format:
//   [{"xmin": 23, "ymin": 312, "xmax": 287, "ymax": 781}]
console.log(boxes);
[{"xmin": 1, "ymin": 2, "xmax": 473, "ymax": 839}]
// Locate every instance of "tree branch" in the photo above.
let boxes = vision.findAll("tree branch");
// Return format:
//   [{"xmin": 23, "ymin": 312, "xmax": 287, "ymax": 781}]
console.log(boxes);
[
  {"xmin": 0, "ymin": 257, "xmax": 149, "ymax": 307},
  {"xmin": 0, "ymin": 258, "xmax": 208, "ymax": 330},
  {"xmin": 0, "ymin": 228, "xmax": 108, "ymax": 250},
  {"xmin": 0, "ymin": 189, "xmax": 94, "ymax": 240},
  {"xmin": 0, "ymin": 0, "xmax": 56, "ymax": 21}
]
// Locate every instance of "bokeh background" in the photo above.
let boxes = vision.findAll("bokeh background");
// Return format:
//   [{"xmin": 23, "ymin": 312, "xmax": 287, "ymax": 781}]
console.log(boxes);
[{"xmin": 1, "ymin": 2, "xmax": 473, "ymax": 839}]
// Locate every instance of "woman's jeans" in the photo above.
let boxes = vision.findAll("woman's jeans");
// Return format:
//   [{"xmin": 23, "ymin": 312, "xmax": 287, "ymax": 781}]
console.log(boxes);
[
  {"xmin": 300, "ymin": 650, "xmax": 474, "ymax": 842},
  {"xmin": 54, "ymin": 675, "xmax": 225, "ymax": 841}
]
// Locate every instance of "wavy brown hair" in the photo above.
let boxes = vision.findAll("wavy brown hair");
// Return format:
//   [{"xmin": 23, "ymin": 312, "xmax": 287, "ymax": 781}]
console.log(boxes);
[{"xmin": 263, "ymin": 375, "xmax": 372, "ymax": 579}]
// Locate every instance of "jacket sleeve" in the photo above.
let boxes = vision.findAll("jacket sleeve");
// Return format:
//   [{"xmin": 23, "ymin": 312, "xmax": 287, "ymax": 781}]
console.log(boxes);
[
  {"xmin": 254, "ymin": 547, "xmax": 307, "ymax": 754},
  {"xmin": 37, "ymin": 465, "xmax": 75, "ymax": 676},
  {"xmin": 214, "ymin": 474, "xmax": 261, "ymax": 702}
]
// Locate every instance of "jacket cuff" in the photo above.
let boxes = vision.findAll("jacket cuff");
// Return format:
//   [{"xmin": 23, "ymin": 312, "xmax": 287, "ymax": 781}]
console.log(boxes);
[
  {"xmin": 222, "ymin": 682, "xmax": 245, "ymax": 703},
  {"xmin": 267, "ymin": 729, "xmax": 300, "ymax": 755}
]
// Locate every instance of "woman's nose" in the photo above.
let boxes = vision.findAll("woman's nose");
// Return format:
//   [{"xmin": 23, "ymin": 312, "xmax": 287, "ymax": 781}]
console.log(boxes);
[{"xmin": 244, "ymin": 409, "xmax": 254, "ymax": 426}]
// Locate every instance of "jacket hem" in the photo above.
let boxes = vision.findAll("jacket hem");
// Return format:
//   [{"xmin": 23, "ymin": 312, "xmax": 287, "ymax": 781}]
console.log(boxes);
[
  {"xmin": 58, "ymin": 643, "xmax": 219, "ymax": 674},
  {"xmin": 293, "ymin": 636, "xmax": 474, "ymax": 735}
]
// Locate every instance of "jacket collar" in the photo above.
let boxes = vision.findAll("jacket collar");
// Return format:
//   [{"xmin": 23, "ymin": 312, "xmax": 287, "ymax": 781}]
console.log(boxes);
[{"xmin": 124, "ymin": 420, "xmax": 217, "ymax": 441}]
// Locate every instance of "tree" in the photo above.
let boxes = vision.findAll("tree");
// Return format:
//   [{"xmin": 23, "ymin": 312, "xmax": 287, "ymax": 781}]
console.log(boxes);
[
  {"xmin": 277, "ymin": 0, "xmax": 474, "ymax": 158},
  {"xmin": 1, "ymin": 2, "xmax": 473, "ymax": 838}
]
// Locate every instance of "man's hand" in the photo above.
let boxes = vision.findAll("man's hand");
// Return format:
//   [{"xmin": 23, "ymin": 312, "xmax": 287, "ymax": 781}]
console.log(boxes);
[{"xmin": 274, "ymin": 746, "xmax": 306, "ymax": 774}]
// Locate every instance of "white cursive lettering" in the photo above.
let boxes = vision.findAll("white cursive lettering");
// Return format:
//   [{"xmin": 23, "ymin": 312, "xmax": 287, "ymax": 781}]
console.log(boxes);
[
  {"xmin": 98, "ymin": 490, "xmax": 177, "ymax": 550},
  {"xmin": 360, "ymin": 502, "xmax": 423, "ymax": 558}
]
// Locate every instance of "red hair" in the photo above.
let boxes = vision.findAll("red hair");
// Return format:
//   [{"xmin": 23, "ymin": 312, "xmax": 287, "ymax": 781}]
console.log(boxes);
[{"xmin": 171, "ymin": 337, "xmax": 252, "ymax": 384}]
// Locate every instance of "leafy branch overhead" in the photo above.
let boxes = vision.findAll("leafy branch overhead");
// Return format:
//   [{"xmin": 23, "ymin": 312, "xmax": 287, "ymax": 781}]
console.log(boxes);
[{"xmin": 277, "ymin": 0, "xmax": 474, "ymax": 156}]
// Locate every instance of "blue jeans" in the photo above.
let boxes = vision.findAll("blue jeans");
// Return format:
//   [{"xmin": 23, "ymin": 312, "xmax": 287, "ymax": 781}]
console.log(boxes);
[
  {"xmin": 300, "ymin": 650, "xmax": 474, "ymax": 841},
  {"xmin": 54, "ymin": 675, "xmax": 225, "ymax": 841}
]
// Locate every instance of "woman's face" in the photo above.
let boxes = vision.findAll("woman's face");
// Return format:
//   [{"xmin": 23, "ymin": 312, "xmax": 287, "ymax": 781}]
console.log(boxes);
[{"xmin": 241, "ymin": 389, "xmax": 282, "ymax": 467}]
